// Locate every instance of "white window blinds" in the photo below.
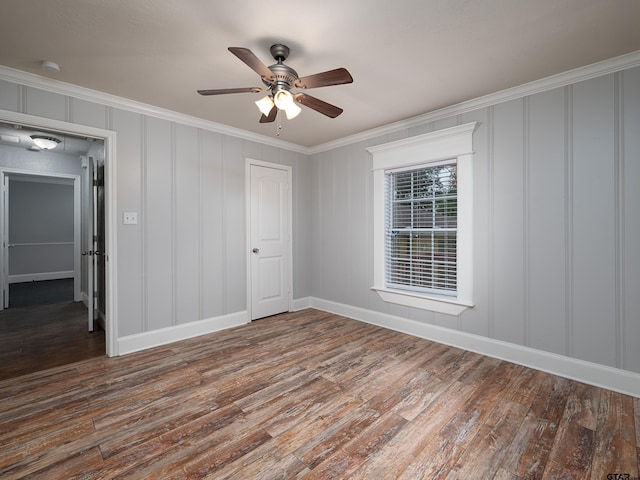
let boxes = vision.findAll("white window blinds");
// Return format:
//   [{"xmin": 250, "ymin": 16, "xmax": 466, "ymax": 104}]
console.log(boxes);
[{"xmin": 384, "ymin": 160, "xmax": 458, "ymax": 296}]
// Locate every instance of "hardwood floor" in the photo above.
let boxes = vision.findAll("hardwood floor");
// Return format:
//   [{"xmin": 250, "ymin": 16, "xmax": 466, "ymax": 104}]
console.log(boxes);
[
  {"xmin": 0, "ymin": 309, "xmax": 637, "ymax": 479},
  {"xmin": 0, "ymin": 302, "xmax": 106, "ymax": 381}
]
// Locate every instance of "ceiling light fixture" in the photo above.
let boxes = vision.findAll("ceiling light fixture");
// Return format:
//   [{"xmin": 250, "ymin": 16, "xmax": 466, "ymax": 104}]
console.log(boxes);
[
  {"xmin": 273, "ymin": 90, "xmax": 301, "ymax": 120},
  {"xmin": 30, "ymin": 135, "xmax": 61, "ymax": 150},
  {"xmin": 255, "ymin": 95, "xmax": 275, "ymax": 116},
  {"xmin": 255, "ymin": 90, "xmax": 302, "ymax": 120}
]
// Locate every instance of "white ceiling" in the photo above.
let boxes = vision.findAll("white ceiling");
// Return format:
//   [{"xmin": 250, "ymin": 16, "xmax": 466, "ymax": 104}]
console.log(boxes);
[{"xmin": 0, "ymin": 0, "xmax": 639, "ymax": 148}]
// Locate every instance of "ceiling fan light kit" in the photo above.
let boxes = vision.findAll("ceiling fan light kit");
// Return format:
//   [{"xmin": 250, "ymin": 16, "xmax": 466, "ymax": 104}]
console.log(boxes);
[
  {"xmin": 198, "ymin": 44, "xmax": 353, "ymax": 133},
  {"xmin": 255, "ymin": 95, "xmax": 275, "ymax": 116},
  {"xmin": 284, "ymin": 102, "xmax": 302, "ymax": 120},
  {"xmin": 273, "ymin": 90, "xmax": 301, "ymax": 119}
]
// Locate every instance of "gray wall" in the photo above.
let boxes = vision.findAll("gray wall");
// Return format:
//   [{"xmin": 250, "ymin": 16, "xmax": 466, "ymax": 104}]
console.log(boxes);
[
  {"xmin": 0, "ymin": 80, "xmax": 312, "ymax": 338},
  {"xmin": 0, "ymin": 146, "xmax": 83, "ymax": 280},
  {"xmin": 8, "ymin": 180, "xmax": 74, "ymax": 277},
  {"xmin": 111, "ymin": 114, "xmax": 310, "ymax": 336},
  {"xmin": 310, "ymin": 66, "xmax": 640, "ymax": 374},
  {"xmin": 0, "ymin": 143, "xmax": 83, "ymax": 176},
  {"xmin": 0, "ymin": 62, "xmax": 637, "ymax": 379}
]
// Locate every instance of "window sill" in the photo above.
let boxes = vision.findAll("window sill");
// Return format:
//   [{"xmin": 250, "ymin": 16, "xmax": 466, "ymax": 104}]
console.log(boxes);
[{"xmin": 371, "ymin": 286, "xmax": 473, "ymax": 316}]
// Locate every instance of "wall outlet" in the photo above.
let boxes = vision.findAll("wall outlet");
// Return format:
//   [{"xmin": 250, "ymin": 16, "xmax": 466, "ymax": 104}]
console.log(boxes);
[{"xmin": 123, "ymin": 212, "xmax": 138, "ymax": 225}]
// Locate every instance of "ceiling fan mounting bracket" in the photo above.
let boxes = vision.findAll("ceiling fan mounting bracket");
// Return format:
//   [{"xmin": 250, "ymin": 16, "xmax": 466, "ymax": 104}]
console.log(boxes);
[{"xmin": 270, "ymin": 44, "xmax": 290, "ymax": 63}]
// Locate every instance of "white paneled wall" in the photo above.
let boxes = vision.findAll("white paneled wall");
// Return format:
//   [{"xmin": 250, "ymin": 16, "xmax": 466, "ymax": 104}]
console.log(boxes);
[
  {"xmin": 0, "ymin": 58, "xmax": 638, "ymax": 389},
  {"xmin": 310, "ymin": 66, "xmax": 640, "ymax": 375},
  {"xmin": 527, "ymin": 88, "xmax": 566, "ymax": 356},
  {"xmin": 112, "ymin": 108, "xmax": 144, "ymax": 336},
  {"xmin": 0, "ymin": 79, "xmax": 312, "ymax": 345},
  {"xmin": 175, "ymin": 124, "xmax": 200, "ymax": 326},
  {"xmin": 492, "ymin": 99, "xmax": 526, "ymax": 345},
  {"xmin": 144, "ymin": 116, "xmax": 174, "ymax": 331},
  {"xmin": 623, "ymin": 67, "xmax": 640, "ymax": 373},
  {"xmin": 571, "ymin": 75, "xmax": 617, "ymax": 367}
]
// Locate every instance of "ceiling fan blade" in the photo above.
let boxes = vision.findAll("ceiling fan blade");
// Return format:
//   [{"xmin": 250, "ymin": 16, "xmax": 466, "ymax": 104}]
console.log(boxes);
[
  {"xmin": 294, "ymin": 68, "xmax": 353, "ymax": 89},
  {"xmin": 294, "ymin": 93, "xmax": 344, "ymax": 118},
  {"xmin": 259, "ymin": 106, "xmax": 278, "ymax": 123},
  {"xmin": 228, "ymin": 47, "xmax": 274, "ymax": 81},
  {"xmin": 197, "ymin": 87, "xmax": 263, "ymax": 96}
]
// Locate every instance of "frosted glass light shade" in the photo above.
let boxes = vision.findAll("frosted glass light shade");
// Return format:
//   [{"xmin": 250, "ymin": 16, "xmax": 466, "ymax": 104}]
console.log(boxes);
[
  {"xmin": 273, "ymin": 90, "xmax": 294, "ymax": 109},
  {"xmin": 285, "ymin": 103, "xmax": 302, "ymax": 120},
  {"xmin": 273, "ymin": 90, "xmax": 301, "ymax": 119},
  {"xmin": 258, "ymin": 90, "xmax": 301, "ymax": 120},
  {"xmin": 255, "ymin": 96, "xmax": 275, "ymax": 116},
  {"xmin": 30, "ymin": 135, "xmax": 60, "ymax": 150}
]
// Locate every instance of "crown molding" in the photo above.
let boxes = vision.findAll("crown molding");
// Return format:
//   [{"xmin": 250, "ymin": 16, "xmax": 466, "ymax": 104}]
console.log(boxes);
[
  {"xmin": 308, "ymin": 49, "xmax": 640, "ymax": 154},
  {"xmin": 0, "ymin": 65, "xmax": 308, "ymax": 154},
  {"xmin": 2, "ymin": 49, "xmax": 639, "ymax": 157}
]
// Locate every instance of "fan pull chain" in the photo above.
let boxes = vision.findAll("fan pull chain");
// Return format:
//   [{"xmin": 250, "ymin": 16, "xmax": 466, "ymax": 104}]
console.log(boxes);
[{"xmin": 276, "ymin": 109, "xmax": 283, "ymax": 136}]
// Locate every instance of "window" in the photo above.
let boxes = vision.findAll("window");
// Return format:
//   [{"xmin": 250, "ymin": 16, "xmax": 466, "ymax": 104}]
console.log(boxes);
[
  {"xmin": 386, "ymin": 161, "xmax": 458, "ymax": 296},
  {"xmin": 368, "ymin": 122, "xmax": 476, "ymax": 316}
]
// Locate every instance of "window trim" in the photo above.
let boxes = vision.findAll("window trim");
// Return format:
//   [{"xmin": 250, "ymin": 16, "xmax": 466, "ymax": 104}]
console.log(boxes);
[{"xmin": 368, "ymin": 122, "xmax": 477, "ymax": 316}]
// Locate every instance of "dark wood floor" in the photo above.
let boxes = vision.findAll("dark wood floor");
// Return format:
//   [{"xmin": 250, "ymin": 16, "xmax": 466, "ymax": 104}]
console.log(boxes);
[
  {"xmin": 0, "ymin": 301, "xmax": 106, "ymax": 381},
  {"xmin": 0, "ymin": 309, "xmax": 638, "ymax": 479}
]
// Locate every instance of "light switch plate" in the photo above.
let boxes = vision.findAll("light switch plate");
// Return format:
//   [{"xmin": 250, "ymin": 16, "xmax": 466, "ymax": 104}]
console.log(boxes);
[{"xmin": 123, "ymin": 212, "xmax": 138, "ymax": 225}]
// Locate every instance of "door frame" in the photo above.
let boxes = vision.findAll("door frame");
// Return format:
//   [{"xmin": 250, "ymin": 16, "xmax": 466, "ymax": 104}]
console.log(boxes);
[
  {"xmin": 1, "ymin": 170, "xmax": 81, "ymax": 306},
  {"xmin": 0, "ymin": 109, "xmax": 118, "ymax": 357},
  {"xmin": 245, "ymin": 158, "xmax": 293, "ymax": 321}
]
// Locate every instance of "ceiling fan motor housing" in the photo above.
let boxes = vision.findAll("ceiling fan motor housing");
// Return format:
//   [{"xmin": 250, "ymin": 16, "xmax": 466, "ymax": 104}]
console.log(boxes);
[
  {"xmin": 264, "ymin": 63, "xmax": 298, "ymax": 92},
  {"xmin": 261, "ymin": 44, "xmax": 298, "ymax": 95}
]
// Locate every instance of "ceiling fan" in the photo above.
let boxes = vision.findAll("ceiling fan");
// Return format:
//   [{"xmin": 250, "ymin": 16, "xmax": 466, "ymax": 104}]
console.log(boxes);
[{"xmin": 198, "ymin": 44, "xmax": 353, "ymax": 123}]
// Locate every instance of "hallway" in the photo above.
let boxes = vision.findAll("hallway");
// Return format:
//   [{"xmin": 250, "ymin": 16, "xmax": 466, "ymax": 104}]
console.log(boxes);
[{"xmin": 0, "ymin": 301, "xmax": 105, "ymax": 381}]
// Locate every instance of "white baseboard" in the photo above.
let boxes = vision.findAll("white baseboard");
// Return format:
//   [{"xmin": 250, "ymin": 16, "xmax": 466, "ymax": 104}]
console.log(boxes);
[
  {"xmin": 9, "ymin": 271, "xmax": 74, "ymax": 283},
  {"xmin": 292, "ymin": 297, "xmax": 312, "ymax": 311},
  {"xmin": 118, "ymin": 311, "xmax": 249, "ymax": 355},
  {"xmin": 306, "ymin": 297, "xmax": 640, "ymax": 398}
]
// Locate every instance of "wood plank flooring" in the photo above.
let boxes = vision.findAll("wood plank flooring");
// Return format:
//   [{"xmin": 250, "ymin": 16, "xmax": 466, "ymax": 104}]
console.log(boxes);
[
  {"xmin": 0, "ymin": 309, "xmax": 638, "ymax": 479},
  {"xmin": 0, "ymin": 302, "xmax": 105, "ymax": 381}
]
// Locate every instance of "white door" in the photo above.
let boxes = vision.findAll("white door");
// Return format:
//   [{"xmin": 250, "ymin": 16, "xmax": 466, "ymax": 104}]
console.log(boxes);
[
  {"xmin": 249, "ymin": 163, "xmax": 291, "ymax": 320},
  {"xmin": 84, "ymin": 157, "xmax": 96, "ymax": 332},
  {"xmin": 1, "ymin": 175, "xmax": 9, "ymax": 309}
]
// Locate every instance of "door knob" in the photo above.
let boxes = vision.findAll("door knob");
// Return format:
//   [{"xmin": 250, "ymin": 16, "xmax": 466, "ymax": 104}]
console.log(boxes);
[{"xmin": 252, "ymin": 248, "xmax": 259, "ymax": 254}]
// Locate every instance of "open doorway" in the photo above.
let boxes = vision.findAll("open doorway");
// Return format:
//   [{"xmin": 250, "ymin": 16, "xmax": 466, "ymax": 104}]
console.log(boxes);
[{"xmin": 0, "ymin": 120, "xmax": 107, "ymax": 380}]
